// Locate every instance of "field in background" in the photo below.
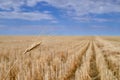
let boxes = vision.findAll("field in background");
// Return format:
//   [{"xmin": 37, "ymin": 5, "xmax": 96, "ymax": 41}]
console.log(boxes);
[{"xmin": 0, "ymin": 36, "xmax": 120, "ymax": 80}]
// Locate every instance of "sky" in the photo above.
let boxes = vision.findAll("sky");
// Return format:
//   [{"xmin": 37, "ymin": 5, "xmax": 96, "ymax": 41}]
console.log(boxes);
[{"xmin": 0, "ymin": 0, "xmax": 120, "ymax": 35}]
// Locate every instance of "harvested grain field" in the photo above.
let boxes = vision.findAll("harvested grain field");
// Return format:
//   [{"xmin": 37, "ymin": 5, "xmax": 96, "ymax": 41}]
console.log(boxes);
[{"xmin": 0, "ymin": 36, "xmax": 120, "ymax": 80}]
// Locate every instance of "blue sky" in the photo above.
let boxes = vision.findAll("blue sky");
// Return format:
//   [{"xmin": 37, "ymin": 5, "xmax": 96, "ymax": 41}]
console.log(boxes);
[{"xmin": 0, "ymin": 0, "xmax": 120, "ymax": 35}]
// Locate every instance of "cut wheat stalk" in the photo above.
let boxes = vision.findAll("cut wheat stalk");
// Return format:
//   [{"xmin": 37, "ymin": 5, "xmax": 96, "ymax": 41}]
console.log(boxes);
[{"xmin": 4, "ymin": 41, "xmax": 42, "ymax": 80}]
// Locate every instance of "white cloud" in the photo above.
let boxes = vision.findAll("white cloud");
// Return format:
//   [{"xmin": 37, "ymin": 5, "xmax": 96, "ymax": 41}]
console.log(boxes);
[
  {"xmin": 0, "ymin": 0, "xmax": 120, "ymax": 14},
  {"xmin": 0, "ymin": 0, "xmax": 120, "ymax": 21},
  {"xmin": 71, "ymin": 15, "xmax": 112, "ymax": 22},
  {"xmin": 0, "ymin": 11, "xmax": 54, "ymax": 21},
  {"xmin": 40, "ymin": 0, "xmax": 120, "ymax": 15},
  {"xmin": 0, "ymin": 0, "xmax": 56, "ymax": 21},
  {"xmin": 0, "ymin": 0, "xmax": 24, "ymax": 11}
]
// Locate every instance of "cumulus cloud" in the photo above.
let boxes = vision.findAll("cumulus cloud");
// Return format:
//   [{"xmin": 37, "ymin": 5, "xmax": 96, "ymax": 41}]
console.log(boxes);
[
  {"xmin": 0, "ymin": 0, "xmax": 55, "ymax": 21},
  {"xmin": 0, "ymin": 11, "xmax": 54, "ymax": 21},
  {"xmin": 0, "ymin": 0, "xmax": 120, "ymax": 21},
  {"xmin": 1, "ymin": 0, "xmax": 120, "ymax": 13},
  {"xmin": 38, "ymin": 0, "xmax": 120, "ymax": 15},
  {"xmin": 45, "ymin": 0, "xmax": 120, "ymax": 22},
  {"xmin": 0, "ymin": 0, "xmax": 24, "ymax": 11}
]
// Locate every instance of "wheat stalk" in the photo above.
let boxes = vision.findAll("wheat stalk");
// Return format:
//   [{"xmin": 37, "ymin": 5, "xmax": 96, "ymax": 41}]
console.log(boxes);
[
  {"xmin": 23, "ymin": 41, "xmax": 42, "ymax": 54},
  {"xmin": 4, "ymin": 41, "xmax": 42, "ymax": 80}
]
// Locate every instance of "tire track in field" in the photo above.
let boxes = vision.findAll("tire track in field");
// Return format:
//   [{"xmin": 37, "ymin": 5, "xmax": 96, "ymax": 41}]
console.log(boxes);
[
  {"xmin": 58, "ymin": 41, "xmax": 90, "ymax": 80},
  {"xmin": 42, "ymin": 40, "xmax": 89, "ymax": 80},
  {"xmin": 51, "ymin": 40, "xmax": 88, "ymax": 65},
  {"xmin": 89, "ymin": 41, "xmax": 100, "ymax": 80},
  {"xmin": 93, "ymin": 42, "xmax": 118, "ymax": 80},
  {"xmin": 95, "ymin": 38, "xmax": 120, "ymax": 80},
  {"xmin": 75, "ymin": 41, "xmax": 93, "ymax": 80},
  {"xmin": 65, "ymin": 40, "xmax": 89, "ymax": 57},
  {"xmin": 39, "ymin": 40, "xmax": 86, "ymax": 64}
]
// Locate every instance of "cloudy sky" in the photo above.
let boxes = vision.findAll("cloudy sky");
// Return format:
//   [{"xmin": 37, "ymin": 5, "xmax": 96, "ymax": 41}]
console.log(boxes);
[{"xmin": 0, "ymin": 0, "xmax": 120, "ymax": 35}]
